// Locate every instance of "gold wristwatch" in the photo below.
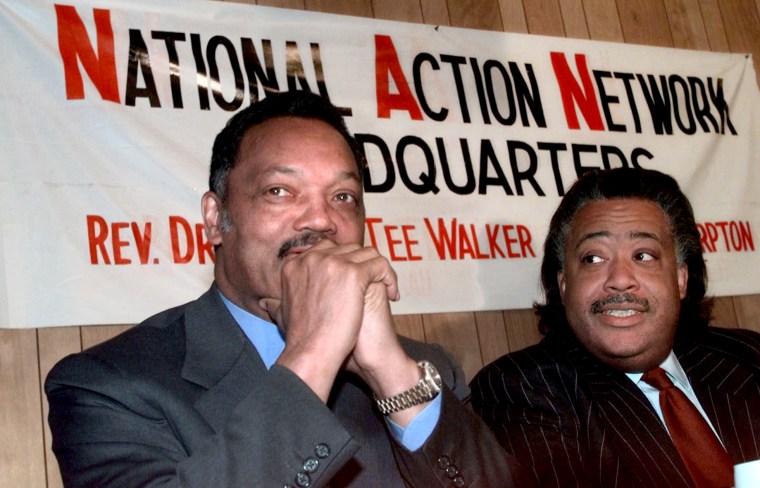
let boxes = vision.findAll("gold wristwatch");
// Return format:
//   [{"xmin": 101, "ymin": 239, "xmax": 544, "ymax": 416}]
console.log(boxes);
[{"xmin": 375, "ymin": 361, "xmax": 442, "ymax": 415}]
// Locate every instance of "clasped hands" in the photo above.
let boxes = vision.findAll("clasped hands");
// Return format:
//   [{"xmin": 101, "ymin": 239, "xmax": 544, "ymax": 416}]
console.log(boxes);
[{"xmin": 260, "ymin": 239, "xmax": 425, "ymax": 424}]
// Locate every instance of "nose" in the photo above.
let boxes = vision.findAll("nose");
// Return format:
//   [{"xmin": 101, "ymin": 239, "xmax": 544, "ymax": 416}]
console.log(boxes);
[
  {"xmin": 604, "ymin": 257, "xmax": 638, "ymax": 292},
  {"xmin": 292, "ymin": 198, "xmax": 338, "ymax": 235}
]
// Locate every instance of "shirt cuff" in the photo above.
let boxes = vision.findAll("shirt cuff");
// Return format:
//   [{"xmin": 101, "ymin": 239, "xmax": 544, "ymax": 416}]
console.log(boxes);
[{"xmin": 386, "ymin": 393, "xmax": 442, "ymax": 451}]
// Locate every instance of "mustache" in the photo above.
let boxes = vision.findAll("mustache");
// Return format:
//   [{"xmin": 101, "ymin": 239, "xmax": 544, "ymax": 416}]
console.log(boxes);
[
  {"xmin": 590, "ymin": 293, "xmax": 650, "ymax": 314},
  {"xmin": 277, "ymin": 232, "xmax": 330, "ymax": 260}
]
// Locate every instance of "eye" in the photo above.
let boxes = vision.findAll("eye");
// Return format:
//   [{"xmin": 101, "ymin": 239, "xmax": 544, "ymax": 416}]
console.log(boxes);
[
  {"xmin": 335, "ymin": 192, "xmax": 358, "ymax": 204},
  {"xmin": 581, "ymin": 254, "xmax": 603, "ymax": 264},
  {"xmin": 634, "ymin": 251, "xmax": 656, "ymax": 261},
  {"xmin": 266, "ymin": 187, "xmax": 291, "ymax": 197}
]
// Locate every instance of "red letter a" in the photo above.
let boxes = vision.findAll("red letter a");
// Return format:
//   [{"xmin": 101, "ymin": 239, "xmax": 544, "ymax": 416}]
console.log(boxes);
[
  {"xmin": 374, "ymin": 35, "xmax": 422, "ymax": 120},
  {"xmin": 550, "ymin": 52, "xmax": 603, "ymax": 130},
  {"xmin": 55, "ymin": 5, "xmax": 119, "ymax": 102}
]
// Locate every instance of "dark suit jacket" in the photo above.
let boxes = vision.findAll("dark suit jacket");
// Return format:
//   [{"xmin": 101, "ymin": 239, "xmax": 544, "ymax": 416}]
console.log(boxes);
[
  {"xmin": 470, "ymin": 326, "xmax": 760, "ymax": 488},
  {"xmin": 46, "ymin": 285, "xmax": 520, "ymax": 487}
]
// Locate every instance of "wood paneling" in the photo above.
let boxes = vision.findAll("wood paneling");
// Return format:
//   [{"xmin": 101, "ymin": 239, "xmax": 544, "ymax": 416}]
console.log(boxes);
[
  {"xmin": 712, "ymin": 296, "xmax": 740, "ymax": 328},
  {"xmin": 448, "ymin": 0, "xmax": 502, "ymax": 31},
  {"xmin": 617, "ymin": 0, "xmax": 674, "ymax": 46},
  {"xmin": 583, "ymin": 0, "xmax": 625, "ymax": 41},
  {"xmin": 474, "ymin": 311, "xmax": 511, "ymax": 367},
  {"xmin": 0, "ymin": 330, "xmax": 46, "ymax": 487},
  {"xmin": 523, "ymin": 0, "xmax": 567, "ymax": 36},
  {"xmin": 497, "ymin": 0, "xmax": 529, "ymax": 33},
  {"xmin": 734, "ymin": 293, "xmax": 760, "ymax": 334},
  {"xmin": 664, "ymin": 0, "xmax": 712, "ymax": 50},
  {"xmin": 423, "ymin": 312, "xmax": 483, "ymax": 382},
  {"xmin": 3, "ymin": 0, "xmax": 760, "ymax": 485},
  {"xmin": 559, "ymin": 0, "xmax": 591, "ymax": 39}
]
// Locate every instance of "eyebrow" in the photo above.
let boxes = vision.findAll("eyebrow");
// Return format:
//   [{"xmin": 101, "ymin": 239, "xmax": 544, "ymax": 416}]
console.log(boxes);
[
  {"xmin": 573, "ymin": 230, "xmax": 661, "ymax": 251},
  {"xmin": 255, "ymin": 166, "xmax": 361, "ymax": 183}
]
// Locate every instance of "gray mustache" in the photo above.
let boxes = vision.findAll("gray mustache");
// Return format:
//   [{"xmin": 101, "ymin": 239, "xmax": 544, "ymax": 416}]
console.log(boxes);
[
  {"xmin": 591, "ymin": 293, "xmax": 650, "ymax": 314},
  {"xmin": 277, "ymin": 232, "xmax": 330, "ymax": 260}
]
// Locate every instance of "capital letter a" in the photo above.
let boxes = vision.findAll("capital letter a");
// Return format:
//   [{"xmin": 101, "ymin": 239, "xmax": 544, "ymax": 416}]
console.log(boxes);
[{"xmin": 374, "ymin": 35, "xmax": 422, "ymax": 120}]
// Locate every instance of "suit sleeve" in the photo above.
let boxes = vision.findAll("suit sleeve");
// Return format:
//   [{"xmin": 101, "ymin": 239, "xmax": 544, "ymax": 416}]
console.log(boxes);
[
  {"xmin": 46, "ymin": 354, "xmax": 358, "ymax": 488},
  {"xmin": 391, "ymin": 345, "xmax": 531, "ymax": 488},
  {"xmin": 470, "ymin": 351, "xmax": 588, "ymax": 488}
]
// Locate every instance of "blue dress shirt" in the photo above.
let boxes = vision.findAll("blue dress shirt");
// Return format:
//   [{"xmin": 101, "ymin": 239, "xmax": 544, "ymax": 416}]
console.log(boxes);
[{"xmin": 218, "ymin": 291, "xmax": 441, "ymax": 451}]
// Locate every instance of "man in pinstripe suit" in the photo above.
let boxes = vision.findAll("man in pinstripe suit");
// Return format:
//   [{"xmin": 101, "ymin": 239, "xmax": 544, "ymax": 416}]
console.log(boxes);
[{"xmin": 471, "ymin": 168, "xmax": 760, "ymax": 488}]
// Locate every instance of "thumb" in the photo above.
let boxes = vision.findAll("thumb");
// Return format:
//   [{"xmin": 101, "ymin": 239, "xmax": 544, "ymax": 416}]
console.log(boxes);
[{"xmin": 258, "ymin": 298, "xmax": 283, "ymax": 325}]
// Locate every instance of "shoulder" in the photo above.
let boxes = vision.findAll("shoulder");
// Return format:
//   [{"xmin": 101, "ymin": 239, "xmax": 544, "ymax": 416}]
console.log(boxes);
[
  {"xmin": 470, "ymin": 340, "xmax": 563, "ymax": 406},
  {"xmin": 472, "ymin": 336, "xmax": 568, "ymax": 387},
  {"xmin": 45, "ymin": 297, "xmax": 197, "ymax": 395},
  {"xmin": 680, "ymin": 326, "xmax": 760, "ymax": 374},
  {"xmin": 471, "ymin": 343, "xmax": 539, "ymax": 385},
  {"xmin": 470, "ymin": 333, "xmax": 598, "ymax": 407}
]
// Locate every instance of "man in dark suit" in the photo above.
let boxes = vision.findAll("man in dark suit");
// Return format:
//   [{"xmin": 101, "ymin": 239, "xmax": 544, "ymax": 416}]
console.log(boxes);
[
  {"xmin": 46, "ymin": 91, "xmax": 520, "ymax": 487},
  {"xmin": 471, "ymin": 168, "xmax": 760, "ymax": 488}
]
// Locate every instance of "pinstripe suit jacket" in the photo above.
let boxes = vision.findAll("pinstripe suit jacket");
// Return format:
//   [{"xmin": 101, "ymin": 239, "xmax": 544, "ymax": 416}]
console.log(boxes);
[{"xmin": 470, "ymin": 326, "xmax": 760, "ymax": 488}]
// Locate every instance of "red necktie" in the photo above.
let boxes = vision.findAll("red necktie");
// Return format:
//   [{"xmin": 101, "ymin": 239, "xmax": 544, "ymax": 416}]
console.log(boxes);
[{"xmin": 642, "ymin": 367, "xmax": 734, "ymax": 488}]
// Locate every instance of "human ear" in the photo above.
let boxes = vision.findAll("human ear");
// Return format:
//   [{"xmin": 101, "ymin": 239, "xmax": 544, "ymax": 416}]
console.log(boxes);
[
  {"xmin": 677, "ymin": 262, "xmax": 688, "ymax": 299},
  {"xmin": 558, "ymin": 270, "xmax": 566, "ymax": 302},
  {"xmin": 201, "ymin": 191, "xmax": 224, "ymax": 246}
]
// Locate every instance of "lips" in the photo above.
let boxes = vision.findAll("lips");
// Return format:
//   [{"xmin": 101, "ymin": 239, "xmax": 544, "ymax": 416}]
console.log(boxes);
[
  {"xmin": 601, "ymin": 309, "xmax": 639, "ymax": 317},
  {"xmin": 277, "ymin": 232, "xmax": 329, "ymax": 260},
  {"xmin": 591, "ymin": 293, "xmax": 650, "ymax": 316}
]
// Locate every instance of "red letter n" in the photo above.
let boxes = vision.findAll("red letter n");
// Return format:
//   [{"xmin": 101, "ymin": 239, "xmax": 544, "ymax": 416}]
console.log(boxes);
[
  {"xmin": 55, "ymin": 5, "xmax": 120, "ymax": 102},
  {"xmin": 550, "ymin": 52, "xmax": 603, "ymax": 130}
]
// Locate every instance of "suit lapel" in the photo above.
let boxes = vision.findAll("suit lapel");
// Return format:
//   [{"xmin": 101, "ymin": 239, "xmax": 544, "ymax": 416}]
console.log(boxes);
[
  {"xmin": 677, "ymin": 330, "xmax": 760, "ymax": 463},
  {"xmin": 559, "ymin": 339, "xmax": 694, "ymax": 488},
  {"xmin": 181, "ymin": 286, "xmax": 267, "ymax": 432}
]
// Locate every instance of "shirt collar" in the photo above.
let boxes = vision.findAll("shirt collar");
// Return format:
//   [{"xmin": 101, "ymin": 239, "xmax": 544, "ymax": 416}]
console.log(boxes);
[
  {"xmin": 626, "ymin": 350, "xmax": 690, "ymax": 389},
  {"xmin": 217, "ymin": 290, "xmax": 285, "ymax": 369}
]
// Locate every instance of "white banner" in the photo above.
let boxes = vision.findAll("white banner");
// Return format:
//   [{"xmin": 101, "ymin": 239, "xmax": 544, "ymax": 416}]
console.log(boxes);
[{"xmin": 1, "ymin": 0, "xmax": 759, "ymax": 328}]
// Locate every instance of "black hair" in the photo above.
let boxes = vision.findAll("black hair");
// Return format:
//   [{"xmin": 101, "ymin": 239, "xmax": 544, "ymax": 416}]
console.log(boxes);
[
  {"xmin": 535, "ymin": 167, "xmax": 711, "ymax": 339},
  {"xmin": 208, "ymin": 91, "xmax": 365, "ymax": 201}
]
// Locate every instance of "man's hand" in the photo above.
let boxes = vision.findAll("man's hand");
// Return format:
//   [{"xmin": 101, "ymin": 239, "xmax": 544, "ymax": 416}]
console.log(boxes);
[{"xmin": 261, "ymin": 240, "xmax": 399, "ymax": 402}]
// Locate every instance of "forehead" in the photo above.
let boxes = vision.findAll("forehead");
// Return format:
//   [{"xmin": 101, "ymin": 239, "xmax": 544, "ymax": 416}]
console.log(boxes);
[
  {"xmin": 568, "ymin": 198, "xmax": 671, "ymax": 244},
  {"xmin": 235, "ymin": 116, "xmax": 359, "ymax": 177}
]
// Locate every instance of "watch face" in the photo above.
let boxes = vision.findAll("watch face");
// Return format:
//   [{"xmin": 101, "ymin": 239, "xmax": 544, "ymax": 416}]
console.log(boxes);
[{"xmin": 421, "ymin": 361, "xmax": 443, "ymax": 390}]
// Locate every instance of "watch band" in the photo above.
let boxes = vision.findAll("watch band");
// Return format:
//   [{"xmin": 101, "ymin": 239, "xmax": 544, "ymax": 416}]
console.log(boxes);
[{"xmin": 375, "ymin": 361, "xmax": 442, "ymax": 415}]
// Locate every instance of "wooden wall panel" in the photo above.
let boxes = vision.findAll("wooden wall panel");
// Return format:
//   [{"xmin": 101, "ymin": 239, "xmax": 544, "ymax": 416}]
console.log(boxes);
[
  {"xmin": 474, "ymin": 310, "xmax": 511, "ymax": 367},
  {"xmin": 254, "ymin": 0, "xmax": 305, "ymax": 9},
  {"xmin": 712, "ymin": 296, "xmax": 740, "ymax": 328},
  {"xmin": 2, "ymin": 1, "xmax": 760, "ymax": 486},
  {"xmin": 371, "ymin": 0, "xmax": 423, "ymax": 22},
  {"xmin": 423, "ymin": 312, "xmax": 483, "ymax": 382},
  {"xmin": 559, "ymin": 0, "xmax": 591, "ymax": 39},
  {"xmin": 663, "ymin": 0, "xmax": 712, "ymax": 50},
  {"xmin": 303, "ymin": 0, "xmax": 373, "ymax": 17},
  {"xmin": 697, "ymin": 0, "xmax": 731, "ymax": 51},
  {"xmin": 497, "ymin": 0, "xmax": 529, "ymax": 33},
  {"xmin": 718, "ymin": 0, "xmax": 760, "ymax": 86},
  {"xmin": 447, "ymin": 0, "xmax": 502, "ymax": 30},
  {"xmin": 734, "ymin": 293, "xmax": 760, "ymax": 334},
  {"xmin": 0, "ymin": 330, "xmax": 46, "ymax": 488},
  {"xmin": 523, "ymin": 0, "xmax": 567, "ymax": 36},
  {"xmin": 582, "ymin": 0, "xmax": 625, "ymax": 41},
  {"xmin": 617, "ymin": 0, "xmax": 674, "ymax": 46},
  {"xmin": 418, "ymin": 0, "xmax": 451, "ymax": 26}
]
